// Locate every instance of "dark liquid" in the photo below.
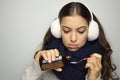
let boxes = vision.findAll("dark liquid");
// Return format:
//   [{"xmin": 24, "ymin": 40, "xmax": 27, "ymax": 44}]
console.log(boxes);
[{"xmin": 39, "ymin": 53, "xmax": 71, "ymax": 71}]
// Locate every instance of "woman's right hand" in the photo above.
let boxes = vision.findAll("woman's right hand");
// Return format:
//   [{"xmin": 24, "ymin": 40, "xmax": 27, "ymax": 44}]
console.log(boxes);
[{"xmin": 34, "ymin": 49, "xmax": 62, "ymax": 71}]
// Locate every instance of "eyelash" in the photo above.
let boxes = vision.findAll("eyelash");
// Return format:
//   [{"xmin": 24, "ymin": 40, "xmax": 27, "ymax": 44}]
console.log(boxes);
[
  {"xmin": 78, "ymin": 31, "xmax": 85, "ymax": 34},
  {"xmin": 63, "ymin": 30, "xmax": 70, "ymax": 33},
  {"xmin": 63, "ymin": 30, "xmax": 85, "ymax": 34}
]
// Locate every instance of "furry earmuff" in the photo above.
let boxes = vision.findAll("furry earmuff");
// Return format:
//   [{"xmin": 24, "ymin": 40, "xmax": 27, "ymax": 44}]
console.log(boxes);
[
  {"xmin": 50, "ymin": 18, "xmax": 61, "ymax": 38},
  {"xmin": 50, "ymin": 2, "xmax": 99, "ymax": 41},
  {"xmin": 88, "ymin": 20, "xmax": 99, "ymax": 41}
]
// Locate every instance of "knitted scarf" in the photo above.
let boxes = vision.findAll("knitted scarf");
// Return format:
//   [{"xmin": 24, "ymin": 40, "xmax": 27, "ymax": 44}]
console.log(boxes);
[{"xmin": 44, "ymin": 38, "xmax": 104, "ymax": 80}]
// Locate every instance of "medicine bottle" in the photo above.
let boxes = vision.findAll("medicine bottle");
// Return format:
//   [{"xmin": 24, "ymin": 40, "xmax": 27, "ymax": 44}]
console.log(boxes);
[{"xmin": 39, "ymin": 52, "xmax": 71, "ymax": 71}]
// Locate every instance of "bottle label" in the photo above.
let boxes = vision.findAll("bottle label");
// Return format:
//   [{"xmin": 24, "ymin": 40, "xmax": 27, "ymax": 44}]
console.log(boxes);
[
  {"xmin": 40, "ymin": 55, "xmax": 64, "ymax": 71},
  {"xmin": 42, "ymin": 55, "xmax": 62, "ymax": 64}
]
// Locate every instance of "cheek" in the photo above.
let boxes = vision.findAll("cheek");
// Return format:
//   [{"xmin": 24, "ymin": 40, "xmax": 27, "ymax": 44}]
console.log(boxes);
[
  {"xmin": 77, "ymin": 31, "xmax": 88, "ymax": 48},
  {"xmin": 61, "ymin": 34, "xmax": 69, "ymax": 42},
  {"xmin": 78, "ymin": 36, "xmax": 87, "ymax": 46},
  {"xmin": 61, "ymin": 32, "xmax": 70, "ymax": 46},
  {"xmin": 80, "ymin": 32, "xmax": 88, "ymax": 40},
  {"xmin": 78, "ymin": 32, "xmax": 88, "ymax": 42}
]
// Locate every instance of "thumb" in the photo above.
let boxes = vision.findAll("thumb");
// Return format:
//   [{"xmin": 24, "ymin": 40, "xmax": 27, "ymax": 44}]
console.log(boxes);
[{"xmin": 54, "ymin": 68, "xmax": 62, "ymax": 72}]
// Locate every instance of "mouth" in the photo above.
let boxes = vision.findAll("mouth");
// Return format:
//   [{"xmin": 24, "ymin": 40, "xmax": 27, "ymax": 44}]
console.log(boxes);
[{"xmin": 68, "ymin": 44, "xmax": 79, "ymax": 49}]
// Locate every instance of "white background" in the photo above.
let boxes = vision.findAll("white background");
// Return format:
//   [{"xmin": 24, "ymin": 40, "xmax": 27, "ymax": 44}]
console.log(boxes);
[{"xmin": 0, "ymin": 0, "xmax": 120, "ymax": 80}]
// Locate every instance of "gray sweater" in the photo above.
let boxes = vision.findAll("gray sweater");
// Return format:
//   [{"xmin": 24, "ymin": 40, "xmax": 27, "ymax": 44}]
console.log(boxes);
[{"xmin": 18, "ymin": 61, "xmax": 60, "ymax": 80}]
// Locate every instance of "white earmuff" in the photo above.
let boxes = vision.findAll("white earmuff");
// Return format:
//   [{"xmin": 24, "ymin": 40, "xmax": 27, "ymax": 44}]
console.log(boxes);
[
  {"xmin": 50, "ymin": 2, "xmax": 99, "ymax": 41},
  {"xmin": 88, "ymin": 20, "xmax": 99, "ymax": 41},
  {"xmin": 87, "ymin": 4, "xmax": 99, "ymax": 41},
  {"xmin": 50, "ymin": 18, "xmax": 61, "ymax": 38}
]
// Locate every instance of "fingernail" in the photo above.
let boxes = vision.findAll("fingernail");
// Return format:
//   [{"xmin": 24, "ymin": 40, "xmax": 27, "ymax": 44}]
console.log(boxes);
[
  {"xmin": 85, "ymin": 66, "xmax": 87, "ymax": 68},
  {"xmin": 83, "ymin": 58, "xmax": 89, "ymax": 60},
  {"xmin": 52, "ymin": 58, "xmax": 55, "ymax": 61},
  {"xmin": 48, "ymin": 60, "xmax": 51, "ymax": 63},
  {"xmin": 56, "ymin": 54, "xmax": 59, "ymax": 57},
  {"xmin": 59, "ymin": 68, "xmax": 62, "ymax": 71}
]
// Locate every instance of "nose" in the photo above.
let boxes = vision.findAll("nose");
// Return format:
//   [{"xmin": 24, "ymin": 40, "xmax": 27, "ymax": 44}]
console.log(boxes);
[{"xmin": 70, "ymin": 32, "xmax": 77, "ymax": 42}]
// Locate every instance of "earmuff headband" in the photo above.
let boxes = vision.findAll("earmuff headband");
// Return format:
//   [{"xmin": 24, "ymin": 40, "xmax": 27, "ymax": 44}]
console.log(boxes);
[{"xmin": 50, "ymin": 2, "xmax": 99, "ymax": 41}]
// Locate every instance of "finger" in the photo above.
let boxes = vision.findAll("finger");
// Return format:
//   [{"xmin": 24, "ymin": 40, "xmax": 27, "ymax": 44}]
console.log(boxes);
[
  {"xmin": 85, "ymin": 62, "xmax": 95, "ymax": 70},
  {"xmin": 54, "ymin": 68, "xmax": 62, "ymax": 72},
  {"xmin": 41, "ymin": 51, "xmax": 48, "ymax": 60},
  {"xmin": 46, "ymin": 51, "xmax": 52, "ymax": 63},
  {"xmin": 34, "ymin": 51, "xmax": 41, "ymax": 64},
  {"xmin": 50, "ymin": 49, "xmax": 56, "ymax": 61},
  {"xmin": 90, "ymin": 54, "xmax": 101, "ymax": 65},
  {"xmin": 88, "ymin": 56, "xmax": 97, "ymax": 64},
  {"xmin": 90, "ymin": 58, "xmax": 100, "ymax": 68},
  {"xmin": 86, "ymin": 62, "xmax": 102, "ymax": 75},
  {"xmin": 86, "ymin": 57, "xmax": 102, "ymax": 71},
  {"xmin": 54, "ymin": 49, "xmax": 59, "ymax": 57},
  {"xmin": 91, "ymin": 53, "xmax": 102, "ymax": 62},
  {"xmin": 35, "ymin": 51, "xmax": 47, "ymax": 64},
  {"xmin": 92, "ymin": 56, "xmax": 102, "ymax": 69}
]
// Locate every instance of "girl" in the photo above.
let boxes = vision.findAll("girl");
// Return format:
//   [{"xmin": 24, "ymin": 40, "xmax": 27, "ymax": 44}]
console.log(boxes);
[{"xmin": 19, "ymin": 2, "xmax": 119, "ymax": 80}]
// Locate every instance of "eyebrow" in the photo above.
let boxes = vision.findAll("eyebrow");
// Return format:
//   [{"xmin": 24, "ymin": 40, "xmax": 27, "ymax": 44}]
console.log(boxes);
[{"xmin": 61, "ymin": 26, "xmax": 87, "ymax": 30}]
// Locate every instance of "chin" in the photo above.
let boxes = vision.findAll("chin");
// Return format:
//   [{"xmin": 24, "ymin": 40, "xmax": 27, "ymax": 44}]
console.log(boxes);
[{"xmin": 68, "ymin": 48, "xmax": 79, "ymax": 51}]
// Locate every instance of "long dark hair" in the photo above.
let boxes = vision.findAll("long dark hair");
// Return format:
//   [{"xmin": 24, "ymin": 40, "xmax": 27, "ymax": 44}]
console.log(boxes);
[{"xmin": 36, "ymin": 2, "xmax": 119, "ymax": 80}]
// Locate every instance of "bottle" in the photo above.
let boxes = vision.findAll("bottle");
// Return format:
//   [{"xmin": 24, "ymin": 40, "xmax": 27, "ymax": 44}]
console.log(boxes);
[{"xmin": 39, "ymin": 52, "xmax": 71, "ymax": 71}]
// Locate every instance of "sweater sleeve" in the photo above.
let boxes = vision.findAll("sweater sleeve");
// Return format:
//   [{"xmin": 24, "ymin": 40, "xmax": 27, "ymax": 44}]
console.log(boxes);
[
  {"xmin": 85, "ymin": 74, "xmax": 101, "ymax": 80},
  {"xmin": 18, "ymin": 60, "xmax": 44, "ymax": 80}
]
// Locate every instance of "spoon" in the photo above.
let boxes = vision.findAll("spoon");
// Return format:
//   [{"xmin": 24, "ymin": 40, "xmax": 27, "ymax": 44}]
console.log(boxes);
[{"xmin": 70, "ymin": 58, "xmax": 88, "ymax": 64}]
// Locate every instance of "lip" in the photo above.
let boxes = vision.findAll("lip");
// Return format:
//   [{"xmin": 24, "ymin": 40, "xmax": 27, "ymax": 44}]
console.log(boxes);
[{"xmin": 68, "ymin": 44, "xmax": 78, "ymax": 49}]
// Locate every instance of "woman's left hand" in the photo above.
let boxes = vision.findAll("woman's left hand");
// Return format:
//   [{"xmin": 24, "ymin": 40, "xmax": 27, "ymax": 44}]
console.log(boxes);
[{"xmin": 85, "ymin": 53, "xmax": 102, "ymax": 80}]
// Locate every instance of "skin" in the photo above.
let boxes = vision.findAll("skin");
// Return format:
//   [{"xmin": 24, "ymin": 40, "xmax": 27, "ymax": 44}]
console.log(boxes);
[
  {"xmin": 35, "ymin": 15, "xmax": 102, "ymax": 80},
  {"xmin": 61, "ymin": 15, "xmax": 88, "ymax": 51}
]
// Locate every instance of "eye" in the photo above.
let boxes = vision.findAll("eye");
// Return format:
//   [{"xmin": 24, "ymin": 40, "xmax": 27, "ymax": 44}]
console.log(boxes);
[
  {"xmin": 62, "ymin": 27, "xmax": 70, "ymax": 33},
  {"xmin": 78, "ymin": 27, "xmax": 86, "ymax": 34},
  {"xmin": 63, "ymin": 30, "xmax": 70, "ymax": 33},
  {"xmin": 78, "ymin": 30, "xmax": 85, "ymax": 34}
]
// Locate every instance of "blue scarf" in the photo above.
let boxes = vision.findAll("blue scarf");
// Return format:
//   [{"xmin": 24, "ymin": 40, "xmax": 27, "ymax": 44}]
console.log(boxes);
[{"xmin": 44, "ymin": 38, "xmax": 104, "ymax": 80}]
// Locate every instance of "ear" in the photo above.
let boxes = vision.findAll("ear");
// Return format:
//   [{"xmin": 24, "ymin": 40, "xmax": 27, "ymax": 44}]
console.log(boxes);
[
  {"xmin": 50, "ymin": 18, "xmax": 61, "ymax": 38},
  {"xmin": 88, "ymin": 20, "xmax": 99, "ymax": 41}
]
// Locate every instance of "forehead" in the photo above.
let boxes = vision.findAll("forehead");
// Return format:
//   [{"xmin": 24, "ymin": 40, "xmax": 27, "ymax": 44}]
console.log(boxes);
[{"xmin": 61, "ymin": 15, "xmax": 88, "ymax": 29}]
